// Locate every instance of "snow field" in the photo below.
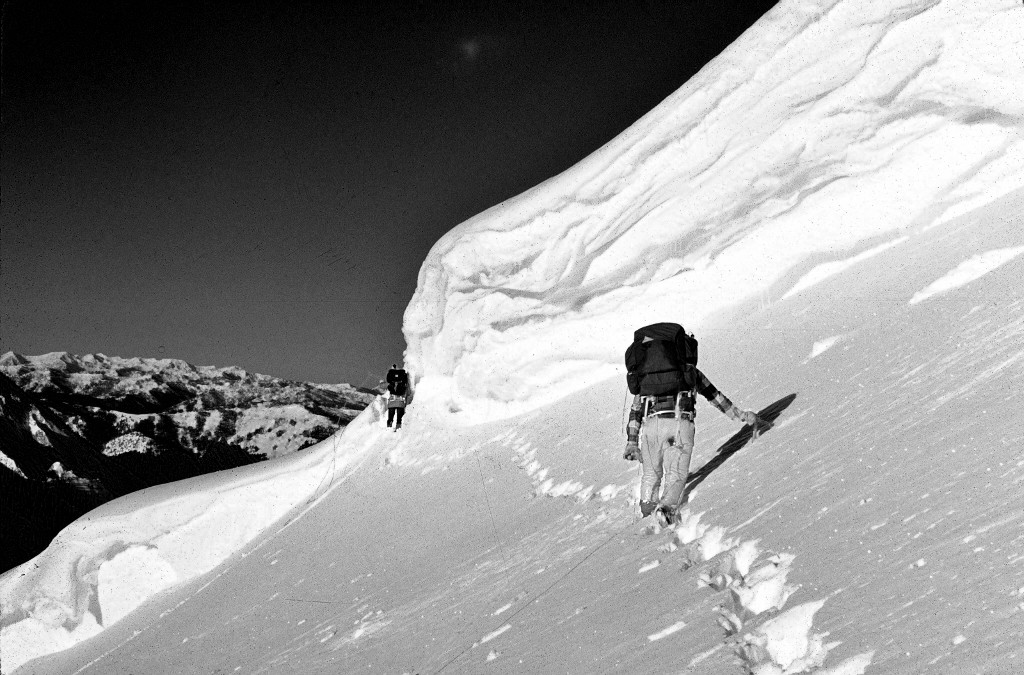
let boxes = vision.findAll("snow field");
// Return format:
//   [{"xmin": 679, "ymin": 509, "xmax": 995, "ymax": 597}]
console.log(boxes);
[
  {"xmin": 388, "ymin": 364, "xmax": 885, "ymax": 673},
  {"xmin": 9, "ymin": 194, "xmax": 1024, "ymax": 673},
  {"xmin": 0, "ymin": 399, "xmax": 390, "ymax": 673},
  {"xmin": 7, "ymin": 209, "xmax": 1024, "ymax": 672},
  {"xmin": 5, "ymin": 0, "xmax": 1024, "ymax": 671}
]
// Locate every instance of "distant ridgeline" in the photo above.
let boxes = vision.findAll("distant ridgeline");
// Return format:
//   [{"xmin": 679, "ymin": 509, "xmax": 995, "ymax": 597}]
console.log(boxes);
[{"xmin": 0, "ymin": 351, "xmax": 378, "ymax": 572}]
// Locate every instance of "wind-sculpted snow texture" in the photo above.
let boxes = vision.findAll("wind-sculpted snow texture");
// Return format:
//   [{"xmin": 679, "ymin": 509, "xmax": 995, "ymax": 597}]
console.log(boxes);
[
  {"xmin": 8, "ymin": 205, "xmax": 1024, "ymax": 672},
  {"xmin": 5, "ymin": 0, "xmax": 1024, "ymax": 672},
  {"xmin": 4, "ymin": 196, "xmax": 1024, "ymax": 672},
  {"xmin": 405, "ymin": 0, "xmax": 1024, "ymax": 423}
]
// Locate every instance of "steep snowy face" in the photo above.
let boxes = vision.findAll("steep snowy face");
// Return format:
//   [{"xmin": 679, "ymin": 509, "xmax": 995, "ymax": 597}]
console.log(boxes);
[{"xmin": 404, "ymin": 0, "xmax": 1024, "ymax": 422}]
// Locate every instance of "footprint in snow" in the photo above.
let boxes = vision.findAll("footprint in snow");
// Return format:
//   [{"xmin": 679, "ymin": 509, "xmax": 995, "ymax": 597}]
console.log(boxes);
[
  {"xmin": 655, "ymin": 507, "xmax": 875, "ymax": 674},
  {"xmin": 736, "ymin": 600, "xmax": 875, "ymax": 674}
]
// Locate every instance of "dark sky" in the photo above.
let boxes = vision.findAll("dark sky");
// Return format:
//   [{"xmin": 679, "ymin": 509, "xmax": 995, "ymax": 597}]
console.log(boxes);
[{"xmin": 1, "ymin": 0, "xmax": 777, "ymax": 387}]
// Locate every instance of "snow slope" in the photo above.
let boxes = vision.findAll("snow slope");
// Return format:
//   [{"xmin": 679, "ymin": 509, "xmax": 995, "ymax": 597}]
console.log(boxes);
[
  {"xmin": 0, "ymin": 353, "xmax": 374, "ymax": 574},
  {"xmin": 3, "ymin": 0, "xmax": 1024, "ymax": 672},
  {"xmin": 6, "ymin": 198, "xmax": 1023, "ymax": 674},
  {"xmin": 404, "ymin": 0, "xmax": 1024, "ymax": 423}
]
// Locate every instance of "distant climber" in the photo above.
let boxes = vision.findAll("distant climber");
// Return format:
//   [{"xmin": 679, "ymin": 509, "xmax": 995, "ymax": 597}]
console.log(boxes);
[
  {"xmin": 623, "ymin": 323, "xmax": 763, "ymax": 526},
  {"xmin": 385, "ymin": 364, "xmax": 409, "ymax": 430}
]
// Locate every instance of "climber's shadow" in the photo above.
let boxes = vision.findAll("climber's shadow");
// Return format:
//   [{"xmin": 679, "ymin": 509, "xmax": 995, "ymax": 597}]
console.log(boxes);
[{"xmin": 686, "ymin": 393, "xmax": 797, "ymax": 491}]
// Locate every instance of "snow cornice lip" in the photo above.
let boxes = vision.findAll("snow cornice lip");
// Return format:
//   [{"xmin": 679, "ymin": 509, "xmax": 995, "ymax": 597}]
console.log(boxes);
[{"xmin": 402, "ymin": 0, "xmax": 1024, "ymax": 424}]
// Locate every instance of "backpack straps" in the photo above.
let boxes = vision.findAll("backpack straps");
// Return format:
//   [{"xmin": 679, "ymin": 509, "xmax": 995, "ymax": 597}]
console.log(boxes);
[{"xmin": 674, "ymin": 391, "xmax": 683, "ymax": 446}]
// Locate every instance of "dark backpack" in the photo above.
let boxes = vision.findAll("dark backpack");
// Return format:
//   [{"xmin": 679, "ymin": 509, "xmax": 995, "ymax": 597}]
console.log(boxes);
[
  {"xmin": 387, "ymin": 368, "xmax": 408, "ymax": 396},
  {"xmin": 624, "ymin": 323, "xmax": 698, "ymax": 396}
]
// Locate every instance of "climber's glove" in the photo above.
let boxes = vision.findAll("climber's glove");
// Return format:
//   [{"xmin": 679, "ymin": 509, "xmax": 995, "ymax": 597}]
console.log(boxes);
[
  {"xmin": 737, "ymin": 409, "xmax": 759, "ymax": 427},
  {"xmin": 623, "ymin": 442, "xmax": 640, "ymax": 461}
]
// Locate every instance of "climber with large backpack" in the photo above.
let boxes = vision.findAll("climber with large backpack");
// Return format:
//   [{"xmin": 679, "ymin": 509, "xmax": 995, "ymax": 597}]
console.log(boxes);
[
  {"xmin": 385, "ymin": 364, "xmax": 409, "ymax": 430},
  {"xmin": 623, "ymin": 323, "xmax": 761, "ymax": 526}
]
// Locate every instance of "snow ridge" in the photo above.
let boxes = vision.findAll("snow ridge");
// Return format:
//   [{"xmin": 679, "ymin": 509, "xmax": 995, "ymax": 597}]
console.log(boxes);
[
  {"xmin": 404, "ymin": 0, "xmax": 1024, "ymax": 424},
  {"xmin": 0, "ymin": 402, "xmax": 389, "ymax": 674}
]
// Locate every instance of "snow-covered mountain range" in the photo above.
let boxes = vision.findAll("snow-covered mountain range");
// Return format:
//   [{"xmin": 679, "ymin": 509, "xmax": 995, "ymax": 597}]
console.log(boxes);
[
  {"xmin": 3, "ymin": 1, "xmax": 1023, "ymax": 673},
  {"xmin": 0, "ymin": 351, "xmax": 376, "ymax": 573}
]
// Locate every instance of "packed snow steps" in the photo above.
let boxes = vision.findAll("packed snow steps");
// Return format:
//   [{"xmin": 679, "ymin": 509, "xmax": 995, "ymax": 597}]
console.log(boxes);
[
  {"xmin": 647, "ymin": 507, "xmax": 875, "ymax": 674},
  {"xmin": 508, "ymin": 434, "xmax": 618, "ymax": 504}
]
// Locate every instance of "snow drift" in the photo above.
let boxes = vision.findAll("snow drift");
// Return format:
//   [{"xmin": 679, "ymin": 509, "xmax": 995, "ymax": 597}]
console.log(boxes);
[
  {"xmin": 3, "ymin": 0, "xmax": 1024, "ymax": 672},
  {"xmin": 404, "ymin": 0, "xmax": 1024, "ymax": 423},
  {"xmin": 0, "ymin": 403, "xmax": 388, "ymax": 672}
]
